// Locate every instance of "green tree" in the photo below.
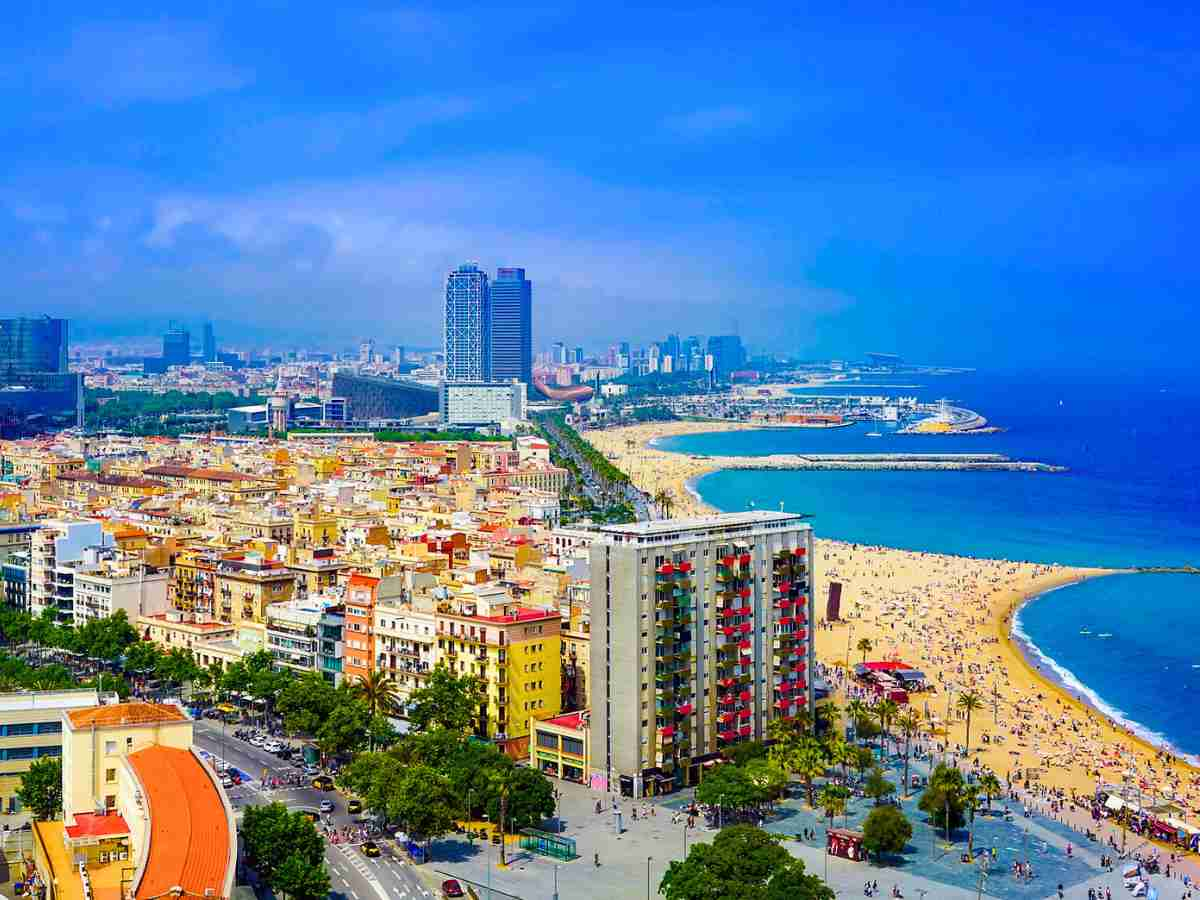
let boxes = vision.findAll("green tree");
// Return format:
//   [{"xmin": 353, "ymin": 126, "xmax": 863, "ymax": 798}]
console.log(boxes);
[
  {"xmin": 316, "ymin": 698, "xmax": 369, "ymax": 758},
  {"xmin": 122, "ymin": 640, "xmax": 162, "ymax": 676},
  {"xmin": 743, "ymin": 758, "xmax": 788, "ymax": 807},
  {"xmin": 861, "ymin": 804, "xmax": 913, "ymax": 861},
  {"xmin": 963, "ymin": 785, "xmax": 981, "ymax": 856},
  {"xmin": 696, "ymin": 763, "xmax": 760, "ymax": 821},
  {"xmin": 240, "ymin": 803, "xmax": 325, "ymax": 887},
  {"xmin": 978, "ymin": 772, "xmax": 1003, "ymax": 810},
  {"xmin": 17, "ymin": 757, "xmax": 62, "ymax": 820},
  {"xmin": 856, "ymin": 637, "xmax": 873, "ymax": 663},
  {"xmin": 816, "ymin": 784, "xmax": 850, "ymax": 827},
  {"xmin": 875, "ymin": 698, "xmax": 899, "ymax": 752},
  {"xmin": 277, "ymin": 671, "xmax": 339, "ymax": 736},
  {"xmin": 273, "ymin": 854, "xmax": 330, "ymax": 900},
  {"xmin": 354, "ymin": 670, "xmax": 400, "ymax": 718},
  {"xmin": 384, "ymin": 765, "xmax": 460, "ymax": 860},
  {"xmin": 864, "ymin": 767, "xmax": 896, "ymax": 806},
  {"xmin": 853, "ymin": 746, "xmax": 875, "ymax": 782},
  {"xmin": 844, "ymin": 699, "xmax": 872, "ymax": 741},
  {"xmin": 918, "ymin": 763, "xmax": 967, "ymax": 839},
  {"xmin": 894, "ymin": 710, "xmax": 921, "ymax": 796},
  {"xmin": 956, "ymin": 691, "xmax": 984, "ymax": 752},
  {"xmin": 659, "ymin": 825, "xmax": 832, "ymax": 900},
  {"xmin": 792, "ymin": 739, "xmax": 827, "ymax": 809},
  {"xmin": 486, "ymin": 765, "xmax": 555, "ymax": 834},
  {"xmin": 406, "ymin": 664, "xmax": 482, "ymax": 733}
]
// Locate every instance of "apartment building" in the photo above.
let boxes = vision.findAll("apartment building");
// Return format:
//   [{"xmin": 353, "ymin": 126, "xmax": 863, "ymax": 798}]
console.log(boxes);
[
  {"xmin": 0, "ymin": 689, "xmax": 104, "ymax": 814},
  {"xmin": 213, "ymin": 553, "xmax": 296, "ymax": 625},
  {"xmin": 265, "ymin": 596, "xmax": 345, "ymax": 684},
  {"xmin": 342, "ymin": 573, "xmax": 404, "ymax": 684},
  {"xmin": 435, "ymin": 584, "xmax": 561, "ymax": 743},
  {"xmin": 67, "ymin": 548, "xmax": 169, "ymax": 626},
  {"xmin": 589, "ymin": 511, "xmax": 814, "ymax": 796},
  {"xmin": 374, "ymin": 598, "xmax": 436, "ymax": 706},
  {"xmin": 136, "ymin": 610, "xmax": 235, "ymax": 658},
  {"xmin": 170, "ymin": 547, "xmax": 218, "ymax": 615},
  {"xmin": 29, "ymin": 520, "xmax": 112, "ymax": 623}
]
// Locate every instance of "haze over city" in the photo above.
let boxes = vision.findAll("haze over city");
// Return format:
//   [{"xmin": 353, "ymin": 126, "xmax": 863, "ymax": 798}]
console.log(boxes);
[{"xmin": 2, "ymin": 4, "xmax": 1195, "ymax": 369}]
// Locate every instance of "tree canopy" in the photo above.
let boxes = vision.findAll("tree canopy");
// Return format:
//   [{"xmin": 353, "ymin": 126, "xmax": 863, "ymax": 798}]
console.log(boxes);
[
  {"xmin": 918, "ymin": 763, "xmax": 968, "ymax": 833},
  {"xmin": 18, "ymin": 757, "xmax": 62, "ymax": 820},
  {"xmin": 861, "ymin": 804, "xmax": 913, "ymax": 860},
  {"xmin": 659, "ymin": 825, "xmax": 833, "ymax": 900},
  {"xmin": 406, "ymin": 664, "xmax": 482, "ymax": 733},
  {"xmin": 240, "ymin": 803, "xmax": 327, "ymax": 891}
]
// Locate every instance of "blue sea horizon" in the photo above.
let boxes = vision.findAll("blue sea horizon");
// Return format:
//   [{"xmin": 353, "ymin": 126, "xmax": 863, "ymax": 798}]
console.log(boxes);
[{"xmin": 656, "ymin": 372, "xmax": 1200, "ymax": 755}]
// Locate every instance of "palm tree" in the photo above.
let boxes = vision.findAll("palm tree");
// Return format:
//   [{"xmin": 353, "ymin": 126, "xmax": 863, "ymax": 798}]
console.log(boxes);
[
  {"xmin": 894, "ymin": 710, "xmax": 921, "ymax": 796},
  {"xmin": 814, "ymin": 702, "xmax": 839, "ymax": 737},
  {"xmin": 876, "ymin": 698, "xmax": 899, "ymax": 754},
  {"xmin": 856, "ymin": 637, "xmax": 873, "ymax": 664},
  {"xmin": 833, "ymin": 739, "xmax": 858, "ymax": 783},
  {"xmin": 652, "ymin": 488, "xmax": 673, "ymax": 518},
  {"xmin": 794, "ymin": 738, "xmax": 828, "ymax": 808},
  {"xmin": 354, "ymin": 670, "xmax": 400, "ymax": 718},
  {"xmin": 817, "ymin": 784, "xmax": 850, "ymax": 828},
  {"xmin": 963, "ymin": 785, "xmax": 981, "ymax": 857},
  {"xmin": 956, "ymin": 691, "xmax": 985, "ymax": 752},
  {"xmin": 845, "ymin": 699, "xmax": 871, "ymax": 742},
  {"xmin": 978, "ymin": 772, "xmax": 1003, "ymax": 811}
]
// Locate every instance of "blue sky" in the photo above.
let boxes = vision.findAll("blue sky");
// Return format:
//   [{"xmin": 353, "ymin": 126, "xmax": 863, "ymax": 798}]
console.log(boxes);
[{"xmin": 1, "ymin": 3, "xmax": 1196, "ymax": 368}]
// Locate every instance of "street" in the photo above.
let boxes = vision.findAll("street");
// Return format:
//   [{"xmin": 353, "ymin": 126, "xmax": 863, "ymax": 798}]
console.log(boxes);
[
  {"xmin": 192, "ymin": 721, "xmax": 435, "ymax": 900},
  {"xmin": 537, "ymin": 416, "xmax": 654, "ymax": 522}
]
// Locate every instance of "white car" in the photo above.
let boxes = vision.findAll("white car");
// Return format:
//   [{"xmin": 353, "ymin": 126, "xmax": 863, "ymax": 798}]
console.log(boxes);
[{"xmin": 319, "ymin": 799, "xmax": 334, "ymax": 813}]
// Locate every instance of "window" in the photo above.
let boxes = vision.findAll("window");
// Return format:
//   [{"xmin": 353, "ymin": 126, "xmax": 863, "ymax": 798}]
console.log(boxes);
[
  {"xmin": 562, "ymin": 736, "xmax": 584, "ymax": 756},
  {"xmin": 125, "ymin": 737, "xmax": 133, "ymax": 753},
  {"xmin": 105, "ymin": 768, "xmax": 117, "ymax": 784},
  {"xmin": 104, "ymin": 740, "xmax": 117, "ymax": 755},
  {"xmin": 537, "ymin": 732, "xmax": 558, "ymax": 750},
  {"xmin": 5, "ymin": 723, "xmax": 34, "ymax": 737}
]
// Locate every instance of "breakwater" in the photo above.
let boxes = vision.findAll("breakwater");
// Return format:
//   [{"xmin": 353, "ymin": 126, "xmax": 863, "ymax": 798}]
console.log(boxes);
[{"xmin": 712, "ymin": 452, "xmax": 1065, "ymax": 473}]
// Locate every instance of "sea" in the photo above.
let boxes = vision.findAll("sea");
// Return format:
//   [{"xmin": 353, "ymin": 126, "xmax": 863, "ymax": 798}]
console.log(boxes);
[{"xmin": 653, "ymin": 372, "xmax": 1200, "ymax": 756}]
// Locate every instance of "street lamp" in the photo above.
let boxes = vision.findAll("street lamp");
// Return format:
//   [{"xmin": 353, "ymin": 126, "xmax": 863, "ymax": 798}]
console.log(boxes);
[
  {"xmin": 646, "ymin": 856, "xmax": 653, "ymax": 900},
  {"xmin": 553, "ymin": 863, "xmax": 559, "ymax": 900}
]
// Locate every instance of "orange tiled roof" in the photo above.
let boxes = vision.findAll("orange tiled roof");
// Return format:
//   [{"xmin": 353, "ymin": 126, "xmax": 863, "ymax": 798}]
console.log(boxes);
[
  {"xmin": 67, "ymin": 702, "xmax": 187, "ymax": 729},
  {"xmin": 128, "ymin": 746, "xmax": 230, "ymax": 900}
]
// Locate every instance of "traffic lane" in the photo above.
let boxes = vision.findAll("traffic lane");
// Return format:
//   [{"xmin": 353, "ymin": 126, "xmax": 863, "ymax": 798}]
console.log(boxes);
[
  {"xmin": 193, "ymin": 721, "xmax": 306, "ymax": 783},
  {"xmin": 326, "ymin": 834, "xmax": 433, "ymax": 900}
]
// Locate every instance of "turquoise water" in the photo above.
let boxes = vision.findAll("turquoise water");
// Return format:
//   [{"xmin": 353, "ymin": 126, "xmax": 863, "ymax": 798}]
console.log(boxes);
[{"xmin": 656, "ymin": 373, "xmax": 1200, "ymax": 754}]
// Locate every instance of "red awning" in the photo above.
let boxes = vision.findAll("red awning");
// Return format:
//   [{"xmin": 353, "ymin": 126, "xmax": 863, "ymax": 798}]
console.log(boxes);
[
  {"xmin": 676, "ymin": 703, "xmax": 693, "ymax": 716},
  {"xmin": 739, "ymin": 725, "xmax": 753, "ymax": 736},
  {"xmin": 793, "ymin": 547, "xmax": 806, "ymax": 556},
  {"xmin": 678, "ymin": 561, "xmax": 692, "ymax": 573},
  {"xmin": 738, "ymin": 639, "xmax": 752, "ymax": 650},
  {"xmin": 721, "ymin": 556, "xmax": 735, "ymax": 568},
  {"xmin": 739, "ymin": 553, "xmax": 752, "ymax": 564},
  {"xmin": 739, "ymin": 588, "xmax": 752, "ymax": 599},
  {"xmin": 738, "ymin": 690, "xmax": 752, "ymax": 701},
  {"xmin": 738, "ymin": 708, "xmax": 752, "ymax": 720},
  {"xmin": 776, "ymin": 581, "xmax": 791, "ymax": 592},
  {"xmin": 659, "ymin": 725, "xmax": 675, "ymax": 737}
]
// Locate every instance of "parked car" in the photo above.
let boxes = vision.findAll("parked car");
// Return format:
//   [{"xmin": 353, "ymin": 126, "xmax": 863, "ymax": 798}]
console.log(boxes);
[
  {"xmin": 361, "ymin": 841, "xmax": 380, "ymax": 858},
  {"xmin": 441, "ymin": 879, "xmax": 464, "ymax": 898},
  {"xmin": 303, "ymin": 764, "xmax": 320, "ymax": 777},
  {"xmin": 312, "ymin": 775, "xmax": 334, "ymax": 791},
  {"xmin": 319, "ymin": 799, "xmax": 334, "ymax": 813},
  {"xmin": 347, "ymin": 799, "xmax": 362, "ymax": 814}
]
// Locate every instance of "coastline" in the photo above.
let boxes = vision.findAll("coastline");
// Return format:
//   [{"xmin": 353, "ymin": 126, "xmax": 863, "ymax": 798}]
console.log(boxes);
[{"xmin": 586, "ymin": 420, "xmax": 1200, "ymax": 809}]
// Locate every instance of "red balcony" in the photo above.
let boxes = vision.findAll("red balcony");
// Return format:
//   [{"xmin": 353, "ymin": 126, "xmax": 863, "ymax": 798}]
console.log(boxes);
[
  {"xmin": 659, "ymin": 725, "xmax": 675, "ymax": 737},
  {"xmin": 739, "ymin": 725, "xmax": 753, "ymax": 737},
  {"xmin": 739, "ymin": 588, "xmax": 751, "ymax": 599},
  {"xmin": 739, "ymin": 553, "xmax": 752, "ymax": 565},
  {"xmin": 738, "ymin": 708, "xmax": 752, "ymax": 720},
  {"xmin": 719, "ymin": 729, "xmax": 736, "ymax": 742},
  {"xmin": 776, "ymin": 581, "xmax": 791, "ymax": 593},
  {"xmin": 676, "ymin": 703, "xmax": 693, "ymax": 716},
  {"xmin": 717, "ymin": 711, "xmax": 732, "ymax": 724},
  {"xmin": 738, "ymin": 689, "xmax": 751, "ymax": 701},
  {"xmin": 678, "ymin": 561, "xmax": 692, "ymax": 573},
  {"xmin": 774, "ymin": 699, "xmax": 789, "ymax": 710},
  {"xmin": 719, "ymin": 694, "xmax": 735, "ymax": 706},
  {"xmin": 793, "ymin": 547, "xmax": 806, "ymax": 557},
  {"xmin": 738, "ymin": 622, "xmax": 752, "ymax": 634},
  {"xmin": 658, "ymin": 563, "xmax": 675, "ymax": 575},
  {"xmin": 738, "ymin": 605, "xmax": 752, "ymax": 616},
  {"xmin": 718, "ymin": 677, "xmax": 735, "ymax": 688},
  {"xmin": 738, "ymin": 639, "xmax": 752, "ymax": 650},
  {"xmin": 721, "ymin": 555, "xmax": 735, "ymax": 568}
]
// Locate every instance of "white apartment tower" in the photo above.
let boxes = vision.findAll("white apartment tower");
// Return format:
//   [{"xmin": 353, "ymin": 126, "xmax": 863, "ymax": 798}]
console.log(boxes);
[{"xmin": 589, "ymin": 511, "xmax": 814, "ymax": 796}]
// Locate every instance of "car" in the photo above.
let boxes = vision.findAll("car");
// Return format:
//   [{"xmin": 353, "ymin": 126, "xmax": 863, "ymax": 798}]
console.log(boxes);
[
  {"xmin": 319, "ymin": 799, "xmax": 334, "ymax": 813},
  {"xmin": 361, "ymin": 841, "xmax": 380, "ymax": 858},
  {"xmin": 299, "ymin": 810, "xmax": 319, "ymax": 823},
  {"xmin": 248, "ymin": 734, "xmax": 264, "ymax": 747},
  {"xmin": 220, "ymin": 775, "xmax": 234, "ymax": 788},
  {"xmin": 441, "ymin": 879, "xmax": 464, "ymax": 899},
  {"xmin": 312, "ymin": 775, "xmax": 334, "ymax": 791},
  {"xmin": 347, "ymin": 799, "xmax": 362, "ymax": 814},
  {"xmin": 302, "ymin": 764, "xmax": 320, "ymax": 777}
]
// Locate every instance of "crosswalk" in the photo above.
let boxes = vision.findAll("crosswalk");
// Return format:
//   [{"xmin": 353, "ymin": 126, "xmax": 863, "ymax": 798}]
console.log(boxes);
[{"xmin": 328, "ymin": 842, "xmax": 433, "ymax": 900}]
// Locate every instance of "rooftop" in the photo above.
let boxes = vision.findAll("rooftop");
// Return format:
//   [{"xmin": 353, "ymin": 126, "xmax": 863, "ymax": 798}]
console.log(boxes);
[
  {"xmin": 597, "ymin": 510, "xmax": 811, "ymax": 538},
  {"xmin": 543, "ymin": 711, "xmax": 587, "ymax": 731},
  {"xmin": 472, "ymin": 606, "xmax": 559, "ymax": 624},
  {"xmin": 0, "ymin": 688, "xmax": 100, "ymax": 712},
  {"xmin": 127, "ymin": 745, "xmax": 232, "ymax": 900},
  {"xmin": 67, "ymin": 701, "xmax": 188, "ymax": 729},
  {"xmin": 65, "ymin": 811, "xmax": 131, "ymax": 840}
]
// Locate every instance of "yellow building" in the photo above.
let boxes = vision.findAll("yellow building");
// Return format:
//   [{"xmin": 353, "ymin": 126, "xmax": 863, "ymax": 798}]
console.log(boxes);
[
  {"xmin": 529, "ymin": 710, "xmax": 592, "ymax": 784},
  {"xmin": 30, "ymin": 701, "xmax": 235, "ymax": 900},
  {"xmin": 0, "ymin": 689, "xmax": 104, "ymax": 814},
  {"xmin": 293, "ymin": 509, "xmax": 338, "ymax": 548},
  {"xmin": 435, "ymin": 585, "xmax": 561, "ymax": 745},
  {"xmin": 213, "ymin": 555, "xmax": 296, "ymax": 624}
]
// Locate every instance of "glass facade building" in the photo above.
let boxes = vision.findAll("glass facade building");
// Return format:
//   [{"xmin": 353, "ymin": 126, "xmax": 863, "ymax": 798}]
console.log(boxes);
[
  {"xmin": 0, "ymin": 317, "xmax": 68, "ymax": 377},
  {"xmin": 443, "ymin": 263, "xmax": 491, "ymax": 382},
  {"xmin": 490, "ymin": 267, "xmax": 532, "ymax": 387}
]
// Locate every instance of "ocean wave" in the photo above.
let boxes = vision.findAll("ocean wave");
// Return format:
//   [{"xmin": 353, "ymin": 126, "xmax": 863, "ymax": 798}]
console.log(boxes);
[{"xmin": 1012, "ymin": 599, "xmax": 1198, "ymax": 764}]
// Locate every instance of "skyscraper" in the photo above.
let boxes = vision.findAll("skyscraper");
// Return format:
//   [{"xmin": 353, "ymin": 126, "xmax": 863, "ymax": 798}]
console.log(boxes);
[
  {"xmin": 443, "ymin": 263, "xmax": 491, "ymax": 381},
  {"xmin": 162, "ymin": 323, "xmax": 191, "ymax": 368},
  {"xmin": 0, "ymin": 317, "xmax": 68, "ymax": 376},
  {"xmin": 590, "ymin": 512, "xmax": 815, "ymax": 792},
  {"xmin": 706, "ymin": 334, "xmax": 746, "ymax": 378},
  {"xmin": 202, "ymin": 322, "xmax": 217, "ymax": 362},
  {"xmin": 490, "ymin": 267, "xmax": 532, "ymax": 386}
]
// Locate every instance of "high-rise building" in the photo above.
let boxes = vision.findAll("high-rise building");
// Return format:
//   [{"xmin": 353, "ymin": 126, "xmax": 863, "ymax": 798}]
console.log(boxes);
[
  {"xmin": 706, "ymin": 334, "xmax": 746, "ymax": 378},
  {"xmin": 202, "ymin": 322, "xmax": 217, "ymax": 362},
  {"xmin": 444, "ymin": 263, "xmax": 491, "ymax": 381},
  {"xmin": 0, "ymin": 317, "xmax": 68, "ymax": 376},
  {"xmin": 552, "ymin": 341, "xmax": 567, "ymax": 365},
  {"xmin": 590, "ymin": 512, "xmax": 814, "ymax": 794},
  {"xmin": 162, "ymin": 323, "xmax": 191, "ymax": 368},
  {"xmin": 572, "ymin": 346, "xmax": 583, "ymax": 364},
  {"xmin": 490, "ymin": 267, "xmax": 532, "ymax": 387}
]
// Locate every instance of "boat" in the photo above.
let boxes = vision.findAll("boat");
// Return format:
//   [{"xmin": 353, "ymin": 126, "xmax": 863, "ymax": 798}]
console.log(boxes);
[
  {"xmin": 1097, "ymin": 633, "xmax": 1113, "ymax": 639},
  {"xmin": 1079, "ymin": 627, "xmax": 1091, "ymax": 635},
  {"xmin": 865, "ymin": 431, "xmax": 883, "ymax": 438}
]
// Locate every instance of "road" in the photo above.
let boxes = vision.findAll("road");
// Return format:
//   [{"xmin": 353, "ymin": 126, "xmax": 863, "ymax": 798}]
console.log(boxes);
[
  {"xmin": 192, "ymin": 721, "xmax": 435, "ymax": 900},
  {"xmin": 537, "ymin": 416, "xmax": 654, "ymax": 521}
]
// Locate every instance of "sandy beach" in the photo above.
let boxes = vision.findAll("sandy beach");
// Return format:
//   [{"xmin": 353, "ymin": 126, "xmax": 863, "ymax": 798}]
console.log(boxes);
[{"xmin": 585, "ymin": 421, "xmax": 1200, "ymax": 817}]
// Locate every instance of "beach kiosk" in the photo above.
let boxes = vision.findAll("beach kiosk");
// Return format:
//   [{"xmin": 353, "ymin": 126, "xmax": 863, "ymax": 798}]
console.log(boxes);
[{"xmin": 827, "ymin": 828, "xmax": 866, "ymax": 861}]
